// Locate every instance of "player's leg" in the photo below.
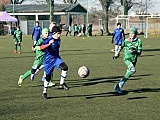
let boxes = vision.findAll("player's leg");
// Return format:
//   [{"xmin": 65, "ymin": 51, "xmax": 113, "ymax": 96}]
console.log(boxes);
[
  {"xmin": 18, "ymin": 70, "xmax": 32, "ymax": 87},
  {"xmin": 30, "ymin": 59, "xmax": 42, "ymax": 80},
  {"xmin": 48, "ymin": 72, "xmax": 56, "ymax": 87},
  {"xmin": 114, "ymin": 60, "xmax": 136, "ymax": 93},
  {"xmin": 42, "ymin": 74, "xmax": 51, "ymax": 99},
  {"xmin": 17, "ymin": 42, "xmax": 21, "ymax": 54},
  {"xmin": 55, "ymin": 59, "xmax": 69, "ymax": 90},
  {"xmin": 41, "ymin": 69, "xmax": 56, "ymax": 87},
  {"xmin": 14, "ymin": 40, "xmax": 18, "ymax": 53},
  {"xmin": 113, "ymin": 42, "xmax": 119, "ymax": 59},
  {"xmin": 117, "ymin": 39, "xmax": 122, "ymax": 57},
  {"xmin": 42, "ymin": 63, "xmax": 54, "ymax": 99},
  {"xmin": 119, "ymin": 60, "xmax": 136, "ymax": 87}
]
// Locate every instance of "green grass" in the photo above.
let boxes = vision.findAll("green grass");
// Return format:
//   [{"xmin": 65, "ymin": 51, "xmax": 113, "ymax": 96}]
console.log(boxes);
[{"xmin": 0, "ymin": 34, "xmax": 160, "ymax": 120}]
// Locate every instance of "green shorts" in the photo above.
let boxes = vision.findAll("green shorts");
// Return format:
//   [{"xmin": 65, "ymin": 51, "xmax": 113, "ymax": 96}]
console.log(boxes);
[
  {"xmin": 32, "ymin": 58, "xmax": 44, "ymax": 69},
  {"xmin": 14, "ymin": 38, "xmax": 21, "ymax": 44}
]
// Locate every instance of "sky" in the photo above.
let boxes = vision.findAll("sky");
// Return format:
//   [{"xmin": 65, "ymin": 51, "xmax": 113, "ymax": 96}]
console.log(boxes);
[
  {"xmin": 23, "ymin": 0, "xmax": 160, "ymax": 14},
  {"xmin": 78, "ymin": 0, "xmax": 160, "ymax": 14}
]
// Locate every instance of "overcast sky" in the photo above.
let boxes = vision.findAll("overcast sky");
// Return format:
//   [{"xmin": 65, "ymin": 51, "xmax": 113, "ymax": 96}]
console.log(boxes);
[{"xmin": 23, "ymin": 0, "xmax": 160, "ymax": 14}]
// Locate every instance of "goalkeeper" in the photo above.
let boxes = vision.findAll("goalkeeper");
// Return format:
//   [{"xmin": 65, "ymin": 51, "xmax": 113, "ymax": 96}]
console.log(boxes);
[{"xmin": 114, "ymin": 27, "xmax": 142, "ymax": 94}]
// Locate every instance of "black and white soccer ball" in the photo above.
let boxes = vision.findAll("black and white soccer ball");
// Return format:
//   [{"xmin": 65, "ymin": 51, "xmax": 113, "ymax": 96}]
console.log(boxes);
[{"xmin": 78, "ymin": 66, "xmax": 90, "ymax": 78}]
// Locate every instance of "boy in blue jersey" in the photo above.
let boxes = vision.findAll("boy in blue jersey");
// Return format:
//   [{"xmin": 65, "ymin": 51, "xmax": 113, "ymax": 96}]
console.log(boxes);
[
  {"xmin": 41, "ymin": 26, "xmax": 69, "ymax": 99},
  {"xmin": 32, "ymin": 21, "xmax": 42, "ymax": 47},
  {"xmin": 41, "ymin": 21, "xmax": 56, "ymax": 82},
  {"xmin": 111, "ymin": 23, "xmax": 125, "ymax": 59}
]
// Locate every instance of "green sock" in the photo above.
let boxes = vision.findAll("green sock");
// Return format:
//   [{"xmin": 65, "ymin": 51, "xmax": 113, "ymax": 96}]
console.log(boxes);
[
  {"xmin": 18, "ymin": 45, "xmax": 21, "ymax": 52},
  {"xmin": 22, "ymin": 70, "xmax": 31, "ymax": 81},
  {"xmin": 123, "ymin": 69, "xmax": 133, "ymax": 82}
]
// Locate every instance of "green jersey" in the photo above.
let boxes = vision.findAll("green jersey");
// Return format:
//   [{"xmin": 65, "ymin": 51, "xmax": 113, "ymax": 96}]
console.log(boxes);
[
  {"xmin": 122, "ymin": 38, "xmax": 142, "ymax": 63},
  {"xmin": 14, "ymin": 30, "xmax": 22, "ymax": 43},
  {"xmin": 74, "ymin": 25, "xmax": 79, "ymax": 32},
  {"xmin": 35, "ymin": 37, "xmax": 45, "ymax": 61}
]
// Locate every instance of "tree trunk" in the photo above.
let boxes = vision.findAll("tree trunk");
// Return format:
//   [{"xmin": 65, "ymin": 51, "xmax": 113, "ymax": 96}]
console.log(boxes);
[{"xmin": 99, "ymin": 0, "xmax": 112, "ymax": 34}]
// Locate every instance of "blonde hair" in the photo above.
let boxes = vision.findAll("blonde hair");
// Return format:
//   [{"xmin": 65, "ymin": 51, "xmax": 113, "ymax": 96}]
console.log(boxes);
[{"xmin": 49, "ymin": 22, "xmax": 56, "ymax": 31}]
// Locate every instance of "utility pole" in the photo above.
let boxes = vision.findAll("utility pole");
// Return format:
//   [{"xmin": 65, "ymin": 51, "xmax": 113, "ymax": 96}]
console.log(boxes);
[
  {"xmin": 122, "ymin": 0, "xmax": 125, "ymax": 29},
  {"xmin": 50, "ymin": 0, "xmax": 54, "ymax": 23},
  {"xmin": 86, "ymin": 0, "xmax": 89, "ymax": 26},
  {"xmin": 12, "ymin": 0, "xmax": 15, "ymax": 16},
  {"xmin": 145, "ymin": 0, "xmax": 148, "ymax": 38}
]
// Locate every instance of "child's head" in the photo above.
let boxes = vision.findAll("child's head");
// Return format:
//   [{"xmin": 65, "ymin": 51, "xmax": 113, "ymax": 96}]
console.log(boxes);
[
  {"xmin": 35, "ymin": 21, "xmax": 39, "ymax": 26},
  {"xmin": 42, "ymin": 28, "xmax": 49, "ymax": 38},
  {"xmin": 129, "ymin": 27, "xmax": 138, "ymax": 39},
  {"xmin": 52, "ymin": 26, "xmax": 61, "ymax": 39},
  {"xmin": 117, "ymin": 23, "xmax": 121, "ymax": 28},
  {"xmin": 49, "ymin": 22, "xmax": 56, "ymax": 31},
  {"xmin": 17, "ymin": 26, "xmax": 20, "ymax": 30}
]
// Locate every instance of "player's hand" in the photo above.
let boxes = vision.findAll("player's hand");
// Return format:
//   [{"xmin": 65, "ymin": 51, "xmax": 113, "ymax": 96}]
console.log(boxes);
[
  {"xmin": 32, "ymin": 46, "xmax": 35, "ymax": 51},
  {"xmin": 49, "ymin": 39, "xmax": 54, "ymax": 45},
  {"xmin": 131, "ymin": 50, "xmax": 137, "ymax": 54}
]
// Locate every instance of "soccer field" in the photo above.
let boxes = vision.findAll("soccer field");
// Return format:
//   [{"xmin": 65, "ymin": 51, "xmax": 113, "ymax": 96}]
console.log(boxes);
[{"xmin": 0, "ymin": 35, "xmax": 160, "ymax": 120}]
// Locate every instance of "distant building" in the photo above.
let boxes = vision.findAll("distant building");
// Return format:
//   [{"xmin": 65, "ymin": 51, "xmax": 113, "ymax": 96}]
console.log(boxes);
[{"xmin": 5, "ymin": 3, "xmax": 87, "ymax": 35}]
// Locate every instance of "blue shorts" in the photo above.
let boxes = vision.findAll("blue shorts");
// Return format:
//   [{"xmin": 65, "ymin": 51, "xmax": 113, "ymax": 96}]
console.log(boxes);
[
  {"xmin": 44, "ymin": 57, "xmax": 64, "ymax": 75},
  {"xmin": 114, "ymin": 39, "xmax": 122, "ymax": 45},
  {"xmin": 33, "ymin": 36, "xmax": 40, "ymax": 41}
]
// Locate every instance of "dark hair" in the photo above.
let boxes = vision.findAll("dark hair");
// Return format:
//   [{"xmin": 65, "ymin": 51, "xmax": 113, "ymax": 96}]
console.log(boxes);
[
  {"xmin": 35, "ymin": 21, "xmax": 39, "ymax": 24},
  {"xmin": 117, "ymin": 23, "xmax": 121, "ymax": 26},
  {"xmin": 52, "ymin": 26, "xmax": 61, "ymax": 34}
]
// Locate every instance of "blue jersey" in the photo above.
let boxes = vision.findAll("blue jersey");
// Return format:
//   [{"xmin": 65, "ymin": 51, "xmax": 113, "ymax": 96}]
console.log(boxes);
[
  {"xmin": 32, "ymin": 26, "xmax": 42, "ymax": 41},
  {"xmin": 113, "ymin": 28, "xmax": 124, "ymax": 45},
  {"xmin": 43, "ymin": 37, "xmax": 63, "ymax": 75}
]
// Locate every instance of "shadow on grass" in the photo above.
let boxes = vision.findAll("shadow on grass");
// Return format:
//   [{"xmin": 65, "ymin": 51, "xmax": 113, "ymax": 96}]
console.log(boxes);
[
  {"xmin": 47, "ymin": 91, "xmax": 128, "ymax": 100},
  {"xmin": 140, "ymin": 54, "xmax": 160, "ymax": 57},
  {"xmin": 47, "ymin": 87, "xmax": 160, "ymax": 100},
  {"xmin": 143, "ymin": 48, "xmax": 160, "ymax": 52},
  {"xmin": 127, "ymin": 97, "xmax": 147, "ymax": 100},
  {"xmin": 0, "ymin": 55, "xmax": 34, "ymax": 59},
  {"xmin": 32, "ymin": 74, "xmax": 152, "ymax": 89},
  {"xmin": 127, "ymin": 88, "xmax": 160, "ymax": 93},
  {"xmin": 68, "ymin": 74, "xmax": 152, "ymax": 88}
]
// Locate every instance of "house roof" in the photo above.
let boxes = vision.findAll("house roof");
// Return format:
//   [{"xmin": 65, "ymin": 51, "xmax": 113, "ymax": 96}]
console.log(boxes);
[{"xmin": 5, "ymin": 4, "xmax": 87, "ymax": 13}]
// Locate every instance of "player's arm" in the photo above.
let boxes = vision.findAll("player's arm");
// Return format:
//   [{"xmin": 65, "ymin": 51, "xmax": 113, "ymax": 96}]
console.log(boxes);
[
  {"xmin": 20, "ymin": 31, "xmax": 23, "ymax": 42},
  {"xmin": 13, "ymin": 31, "xmax": 17, "ymax": 40},
  {"xmin": 137, "ymin": 39, "xmax": 142, "ymax": 55},
  {"xmin": 35, "ymin": 39, "xmax": 54, "ymax": 50},
  {"xmin": 32, "ymin": 28, "xmax": 35, "ymax": 40},
  {"xmin": 122, "ymin": 29, "xmax": 125, "ymax": 40},
  {"xmin": 111, "ymin": 33, "xmax": 114, "ymax": 43}
]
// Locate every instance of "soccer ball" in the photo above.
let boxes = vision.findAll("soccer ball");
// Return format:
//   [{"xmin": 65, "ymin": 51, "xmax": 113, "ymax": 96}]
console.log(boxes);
[{"xmin": 78, "ymin": 66, "xmax": 90, "ymax": 78}]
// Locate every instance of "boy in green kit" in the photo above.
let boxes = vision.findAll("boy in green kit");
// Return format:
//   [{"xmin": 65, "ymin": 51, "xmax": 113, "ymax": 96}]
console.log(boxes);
[
  {"xmin": 13, "ymin": 26, "xmax": 22, "ymax": 54},
  {"xmin": 18, "ymin": 28, "xmax": 54, "ymax": 87},
  {"xmin": 114, "ymin": 27, "xmax": 142, "ymax": 94}
]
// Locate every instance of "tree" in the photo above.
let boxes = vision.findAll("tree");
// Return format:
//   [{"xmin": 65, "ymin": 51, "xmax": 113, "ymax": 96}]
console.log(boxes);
[
  {"xmin": 120, "ymin": 0, "xmax": 134, "ymax": 15},
  {"xmin": 0, "ymin": 3, "xmax": 5, "ymax": 11},
  {"xmin": 99, "ymin": 0, "xmax": 113, "ymax": 34}
]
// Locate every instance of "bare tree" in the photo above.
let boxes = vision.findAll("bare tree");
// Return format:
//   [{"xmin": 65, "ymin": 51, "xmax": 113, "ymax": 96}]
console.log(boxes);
[
  {"xmin": 0, "ymin": 3, "xmax": 5, "ymax": 11},
  {"xmin": 99, "ymin": 0, "xmax": 113, "ymax": 34}
]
